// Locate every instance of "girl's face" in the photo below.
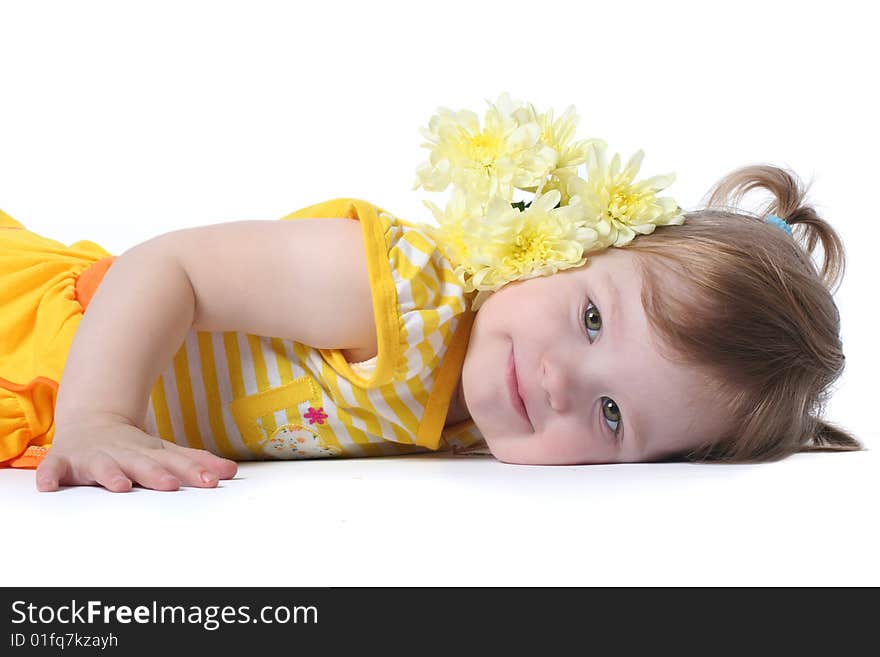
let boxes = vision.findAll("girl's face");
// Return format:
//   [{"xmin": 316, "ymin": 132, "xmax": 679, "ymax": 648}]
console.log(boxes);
[{"xmin": 460, "ymin": 247, "xmax": 729, "ymax": 464}]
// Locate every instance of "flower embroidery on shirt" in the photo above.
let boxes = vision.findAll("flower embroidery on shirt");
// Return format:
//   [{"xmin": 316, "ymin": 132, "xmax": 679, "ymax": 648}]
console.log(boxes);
[
  {"xmin": 304, "ymin": 406, "xmax": 328, "ymax": 425},
  {"xmin": 262, "ymin": 424, "xmax": 342, "ymax": 459}
]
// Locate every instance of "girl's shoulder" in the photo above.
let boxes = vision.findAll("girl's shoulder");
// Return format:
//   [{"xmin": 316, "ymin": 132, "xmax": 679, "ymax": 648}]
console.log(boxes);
[{"xmin": 371, "ymin": 205, "xmax": 465, "ymax": 283}]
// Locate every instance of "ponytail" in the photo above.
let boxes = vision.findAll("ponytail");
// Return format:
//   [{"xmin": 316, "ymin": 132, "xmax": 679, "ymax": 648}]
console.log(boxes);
[
  {"xmin": 705, "ymin": 164, "xmax": 846, "ymax": 293},
  {"xmin": 800, "ymin": 418, "xmax": 864, "ymax": 454}
]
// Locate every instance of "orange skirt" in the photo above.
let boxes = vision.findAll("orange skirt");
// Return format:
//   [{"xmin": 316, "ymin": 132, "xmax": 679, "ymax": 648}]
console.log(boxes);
[{"xmin": 0, "ymin": 208, "xmax": 115, "ymax": 468}]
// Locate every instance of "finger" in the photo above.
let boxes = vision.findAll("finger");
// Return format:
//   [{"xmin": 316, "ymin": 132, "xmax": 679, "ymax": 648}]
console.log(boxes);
[
  {"xmin": 163, "ymin": 443, "xmax": 238, "ymax": 480},
  {"xmin": 88, "ymin": 451, "xmax": 134, "ymax": 493},
  {"xmin": 112, "ymin": 449, "xmax": 181, "ymax": 491},
  {"xmin": 35, "ymin": 454, "xmax": 68, "ymax": 492},
  {"xmin": 144, "ymin": 449, "xmax": 219, "ymax": 488}
]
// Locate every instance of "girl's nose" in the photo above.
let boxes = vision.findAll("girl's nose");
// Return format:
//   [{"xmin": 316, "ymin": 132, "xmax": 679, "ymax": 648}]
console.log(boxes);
[{"xmin": 540, "ymin": 355, "xmax": 571, "ymax": 414}]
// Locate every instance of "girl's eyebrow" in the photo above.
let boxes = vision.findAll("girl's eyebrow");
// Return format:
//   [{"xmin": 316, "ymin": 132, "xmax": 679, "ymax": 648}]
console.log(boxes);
[
  {"xmin": 603, "ymin": 272, "xmax": 624, "ymax": 330},
  {"xmin": 601, "ymin": 271, "xmax": 647, "ymax": 457}
]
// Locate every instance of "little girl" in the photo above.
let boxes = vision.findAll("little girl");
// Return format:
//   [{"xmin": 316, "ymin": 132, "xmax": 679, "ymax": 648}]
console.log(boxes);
[{"xmin": 0, "ymin": 161, "xmax": 863, "ymax": 492}]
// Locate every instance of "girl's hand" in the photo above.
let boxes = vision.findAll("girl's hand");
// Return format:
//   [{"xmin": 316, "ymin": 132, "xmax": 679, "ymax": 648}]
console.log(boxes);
[{"xmin": 35, "ymin": 415, "xmax": 238, "ymax": 493}]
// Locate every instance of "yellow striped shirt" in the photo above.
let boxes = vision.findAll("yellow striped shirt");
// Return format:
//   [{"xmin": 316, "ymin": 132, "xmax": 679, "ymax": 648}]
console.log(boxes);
[{"xmin": 143, "ymin": 198, "xmax": 487, "ymax": 459}]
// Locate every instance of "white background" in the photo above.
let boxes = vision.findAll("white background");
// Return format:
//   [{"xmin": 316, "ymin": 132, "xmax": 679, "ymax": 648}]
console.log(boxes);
[{"xmin": 1, "ymin": 0, "xmax": 877, "ymax": 586}]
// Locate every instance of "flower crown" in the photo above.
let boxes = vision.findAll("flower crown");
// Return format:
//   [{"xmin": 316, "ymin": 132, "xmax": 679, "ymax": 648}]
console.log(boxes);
[{"xmin": 412, "ymin": 93, "xmax": 685, "ymax": 310}]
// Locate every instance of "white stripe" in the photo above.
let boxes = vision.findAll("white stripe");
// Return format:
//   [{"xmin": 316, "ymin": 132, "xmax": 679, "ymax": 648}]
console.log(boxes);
[
  {"xmin": 161, "ymin": 357, "xmax": 188, "ymax": 447},
  {"xmin": 439, "ymin": 280, "xmax": 464, "ymax": 309},
  {"xmin": 260, "ymin": 337, "xmax": 283, "ymax": 388},
  {"xmin": 393, "ymin": 259, "xmax": 420, "ymax": 316},
  {"xmin": 273, "ymin": 408, "xmax": 288, "ymax": 435},
  {"xmin": 420, "ymin": 328, "xmax": 445, "ymax": 376},
  {"xmin": 323, "ymin": 375, "xmax": 377, "ymax": 457},
  {"xmin": 364, "ymin": 387, "xmax": 415, "ymax": 445},
  {"xmin": 394, "ymin": 378, "xmax": 427, "ymax": 425},
  {"xmin": 259, "ymin": 338, "xmax": 288, "ymax": 443},
  {"xmin": 143, "ymin": 396, "xmax": 158, "ymax": 437},
  {"xmin": 237, "ymin": 332, "xmax": 258, "ymax": 396},
  {"xmin": 397, "ymin": 231, "xmax": 431, "ymax": 269},
  {"xmin": 395, "ymin": 284, "xmax": 426, "ymax": 371},
  {"xmin": 211, "ymin": 332, "xmax": 251, "ymax": 459},
  {"xmin": 403, "ymin": 311, "xmax": 424, "ymax": 378},
  {"xmin": 421, "ymin": 265, "xmax": 443, "ymax": 308}
]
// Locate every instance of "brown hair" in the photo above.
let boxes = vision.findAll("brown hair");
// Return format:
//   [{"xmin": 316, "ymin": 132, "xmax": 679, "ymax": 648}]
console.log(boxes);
[{"xmin": 620, "ymin": 164, "xmax": 863, "ymax": 463}]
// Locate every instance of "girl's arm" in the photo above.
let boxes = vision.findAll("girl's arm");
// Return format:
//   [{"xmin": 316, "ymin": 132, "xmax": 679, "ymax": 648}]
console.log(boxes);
[
  {"xmin": 53, "ymin": 237, "xmax": 197, "ymax": 433},
  {"xmin": 37, "ymin": 218, "xmax": 376, "ymax": 492}
]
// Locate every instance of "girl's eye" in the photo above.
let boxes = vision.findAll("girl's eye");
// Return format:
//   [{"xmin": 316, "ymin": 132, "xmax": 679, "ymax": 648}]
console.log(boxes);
[
  {"xmin": 584, "ymin": 300, "xmax": 602, "ymax": 341},
  {"xmin": 601, "ymin": 397, "xmax": 621, "ymax": 434},
  {"xmin": 584, "ymin": 299, "xmax": 623, "ymax": 437}
]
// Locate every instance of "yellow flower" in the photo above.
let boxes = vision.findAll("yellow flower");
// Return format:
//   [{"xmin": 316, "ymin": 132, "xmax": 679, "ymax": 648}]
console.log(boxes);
[
  {"xmin": 509, "ymin": 101, "xmax": 604, "ymax": 206},
  {"xmin": 513, "ymin": 102, "xmax": 604, "ymax": 172},
  {"xmin": 532, "ymin": 165, "xmax": 582, "ymax": 206},
  {"xmin": 412, "ymin": 92, "xmax": 558, "ymax": 201},
  {"xmin": 434, "ymin": 190, "xmax": 599, "ymax": 305},
  {"xmin": 567, "ymin": 143, "xmax": 684, "ymax": 247},
  {"xmin": 412, "ymin": 97, "xmax": 687, "ymax": 308},
  {"xmin": 421, "ymin": 186, "xmax": 485, "ymax": 267}
]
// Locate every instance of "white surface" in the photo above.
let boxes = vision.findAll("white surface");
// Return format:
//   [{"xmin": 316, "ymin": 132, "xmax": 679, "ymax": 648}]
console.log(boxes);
[
  {"xmin": 1, "ymin": 1, "xmax": 878, "ymax": 586},
  {"xmin": 3, "ymin": 444, "xmax": 878, "ymax": 587}
]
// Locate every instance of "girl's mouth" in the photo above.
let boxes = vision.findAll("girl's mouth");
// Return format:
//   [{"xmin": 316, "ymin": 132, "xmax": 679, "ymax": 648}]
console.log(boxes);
[{"xmin": 507, "ymin": 346, "xmax": 532, "ymax": 429}]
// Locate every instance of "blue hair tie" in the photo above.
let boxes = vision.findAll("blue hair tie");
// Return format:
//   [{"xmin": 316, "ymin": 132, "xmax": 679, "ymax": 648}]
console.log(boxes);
[{"xmin": 765, "ymin": 214, "xmax": 793, "ymax": 236}]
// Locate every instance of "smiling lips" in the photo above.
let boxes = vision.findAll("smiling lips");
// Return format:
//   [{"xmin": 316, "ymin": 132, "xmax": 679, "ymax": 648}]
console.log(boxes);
[{"xmin": 507, "ymin": 347, "xmax": 532, "ymax": 428}]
